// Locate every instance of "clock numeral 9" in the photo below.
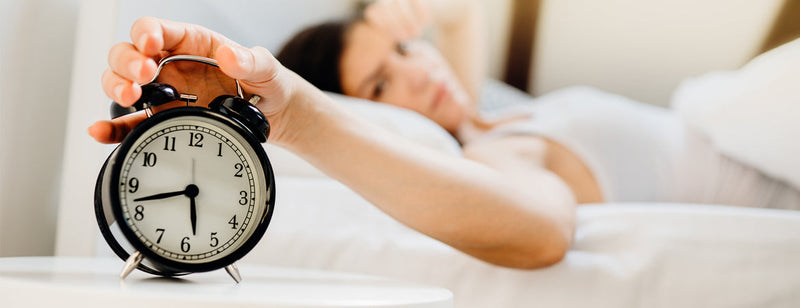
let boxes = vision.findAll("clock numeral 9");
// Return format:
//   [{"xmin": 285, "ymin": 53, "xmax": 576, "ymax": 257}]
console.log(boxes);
[
  {"xmin": 128, "ymin": 177, "xmax": 139, "ymax": 193},
  {"xmin": 134, "ymin": 205, "xmax": 144, "ymax": 221},
  {"xmin": 189, "ymin": 132, "xmax": 204, "ymax": 147},
  {"xmin": 210, "ymin": 232, "xmax": 219, "ymax": 247},
  {"xmin": 142, "ymin": 152, "xmax": 157, "ymax": 167},
  {"xmin": 181, "ymin": 237, "xmax": 191, "ymax": 253}
]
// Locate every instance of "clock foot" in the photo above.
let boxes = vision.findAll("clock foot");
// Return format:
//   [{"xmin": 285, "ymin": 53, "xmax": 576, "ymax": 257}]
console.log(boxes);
[
  {"xmin": 120, "ymin": 251, "xmax": 143, "ymax": 280},
  {"xmin": 224, "ymin": 263, "xmax": 242, "ymax": 283}
]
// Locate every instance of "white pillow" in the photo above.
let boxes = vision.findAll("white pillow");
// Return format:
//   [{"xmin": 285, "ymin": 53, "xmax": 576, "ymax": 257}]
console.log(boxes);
[
  {"xmin": 671, "ymin": 38, "xmax": 800, "ymax": 190},
  {"xmin": 265, "ymin": 92, "xmax": 462, "ymax": 178}
]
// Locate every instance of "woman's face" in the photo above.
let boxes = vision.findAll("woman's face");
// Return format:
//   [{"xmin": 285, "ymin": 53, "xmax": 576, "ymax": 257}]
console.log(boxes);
[{"xmin": 339, "ymin": 21, "xmax": 469, "ymax": 133}]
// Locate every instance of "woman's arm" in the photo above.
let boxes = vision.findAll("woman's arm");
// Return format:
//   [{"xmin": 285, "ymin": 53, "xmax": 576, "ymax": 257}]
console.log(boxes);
[
  {"xmin": 94, "ymin": 17, "xmax": 575, "ymax": 269},
  {"xmin": 280, "ymin": 80, "xmax": 575, "ymax": 269}
]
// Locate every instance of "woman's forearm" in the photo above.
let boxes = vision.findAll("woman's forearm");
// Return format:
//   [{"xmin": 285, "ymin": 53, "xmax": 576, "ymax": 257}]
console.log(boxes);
[
  {"xmin": 431, "ymin": 0, "xmax": 486, "ymax": 106},
  {"xmin": 272, "ymin": 77, "xmax": 575, "ymax": 268}
]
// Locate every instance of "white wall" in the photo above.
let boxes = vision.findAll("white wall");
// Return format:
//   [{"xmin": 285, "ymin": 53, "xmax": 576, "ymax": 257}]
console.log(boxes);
[
  {"xmin": 534, "ymin": 0, "xmax": 784, "ymax": 106},
  {"xmin": 0, "ymin": 0, "xmax": 80, "ymax": 256}
]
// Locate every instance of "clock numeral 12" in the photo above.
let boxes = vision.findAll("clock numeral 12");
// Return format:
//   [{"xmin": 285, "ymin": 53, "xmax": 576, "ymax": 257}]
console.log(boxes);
[{"xmin": 189, "ymin": 132, "xmax": 204, "ymax": 147}]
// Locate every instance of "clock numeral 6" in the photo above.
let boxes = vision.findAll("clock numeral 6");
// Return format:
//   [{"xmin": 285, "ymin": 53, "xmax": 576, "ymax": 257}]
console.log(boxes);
[
  {"xmin": 181, "ymin": 237, "xmax": 191, "ymax": 253},
  {"xmin": 142, "ymin": 152, "xmax": 157, "ymax": 167}
]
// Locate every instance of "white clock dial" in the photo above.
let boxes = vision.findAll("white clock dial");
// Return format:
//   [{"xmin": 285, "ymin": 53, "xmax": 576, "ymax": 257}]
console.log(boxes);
[{"xmin": 117, "ymin": 116, "xmax": 268, "ymax": 263}]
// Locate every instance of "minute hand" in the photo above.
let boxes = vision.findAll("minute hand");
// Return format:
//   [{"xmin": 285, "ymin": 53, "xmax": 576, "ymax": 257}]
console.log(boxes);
[{"xmin": 133, "ymin": 189, "xmax": 187, "ymax": 202}]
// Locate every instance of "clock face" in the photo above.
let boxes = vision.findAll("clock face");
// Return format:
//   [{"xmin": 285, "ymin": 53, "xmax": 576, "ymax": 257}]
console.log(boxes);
[{"xmin": 116, "ymin": 115, "xmax": 269, "ymax": 264}]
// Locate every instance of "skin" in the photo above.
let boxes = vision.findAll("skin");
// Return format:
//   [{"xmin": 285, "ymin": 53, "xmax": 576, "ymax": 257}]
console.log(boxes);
[
  {"xmin": 338, "ymin": 16, "xmax": 604, "ymax": 204},
  {"xmin": 339, "ymin": 21, "xmax": 470, "ymax": 134},
  {"xmin": 90, "ymin": 1, "xmax": 593, "ymax": 268}
]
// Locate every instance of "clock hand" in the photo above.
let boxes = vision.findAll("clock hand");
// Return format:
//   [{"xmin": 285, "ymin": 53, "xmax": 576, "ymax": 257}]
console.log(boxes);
[
  {"xmin": 185, "ymin": 184, "xmax": 199, "ymax": 236},
  {"xmin": 190, "ymin": 195, "xmax": 197, "ymax": 236},
  {"xmin": 133, "ymin": 184, "xmax": 199, "ymax": 202},
  {"xmin": 133, "ymin": 189, "xmax": 187, "ymax": 202}
]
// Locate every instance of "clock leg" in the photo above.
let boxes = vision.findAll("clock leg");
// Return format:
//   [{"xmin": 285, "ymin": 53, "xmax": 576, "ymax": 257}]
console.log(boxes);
[
  {"xmin": 224, "ymin": 263, "xmax": 242, "ymax": 283},
  {"xmin": 120, "ymin": 251, "xmax": 143, "ymax": 280}
]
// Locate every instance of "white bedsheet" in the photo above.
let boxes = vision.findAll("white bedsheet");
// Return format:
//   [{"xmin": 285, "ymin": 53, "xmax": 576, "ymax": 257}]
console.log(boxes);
[{"xmin": 241, "ymin": 176, "xmax": 800, "ymax": 308}]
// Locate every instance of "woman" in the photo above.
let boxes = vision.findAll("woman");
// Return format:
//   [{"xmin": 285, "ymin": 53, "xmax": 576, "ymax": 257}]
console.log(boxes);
[{"xmin": 88, "ymin": 0, "xmax": 798, "ymax": 269}]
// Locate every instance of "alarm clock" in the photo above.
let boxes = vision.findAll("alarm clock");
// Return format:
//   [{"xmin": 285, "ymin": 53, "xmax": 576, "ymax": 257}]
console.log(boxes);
[{"xmin": 94, "ymin": 55, "xmax": 275, "ymax": 283}]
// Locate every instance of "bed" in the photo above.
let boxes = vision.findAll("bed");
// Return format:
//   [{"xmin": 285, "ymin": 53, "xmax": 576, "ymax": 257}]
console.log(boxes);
[{"xmin": 57, "ymin": 0, "xmax": 800, "ymax": 307}]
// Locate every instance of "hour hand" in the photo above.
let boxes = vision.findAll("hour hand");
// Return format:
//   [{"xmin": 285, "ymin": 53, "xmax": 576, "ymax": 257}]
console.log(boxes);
[{"xmin": 133, "ymin": 190, "xmax": 186, "ymax": 202}]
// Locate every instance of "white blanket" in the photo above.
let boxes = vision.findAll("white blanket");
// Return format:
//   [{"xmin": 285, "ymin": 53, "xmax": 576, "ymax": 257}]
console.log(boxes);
[
  {"xmin": 242, "ymin": 176, "xmax": 800, "ymax": 308},
  {"xmin": 672, "ymin": 38, "xmax": 800, "ymax": 190}
]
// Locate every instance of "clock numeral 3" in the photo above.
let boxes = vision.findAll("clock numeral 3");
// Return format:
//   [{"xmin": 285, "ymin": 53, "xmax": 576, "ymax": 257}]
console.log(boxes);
[
  {"xmin": 239, "ymin": 191, "xmax": 248, "ymax": 205},
  {"xmin": 142, "ymin": 152, "xmax": 157, "ymax": 167},
  {"xmin": 189, "ymin": 132, "xmax": 204, "ymax": 147}
]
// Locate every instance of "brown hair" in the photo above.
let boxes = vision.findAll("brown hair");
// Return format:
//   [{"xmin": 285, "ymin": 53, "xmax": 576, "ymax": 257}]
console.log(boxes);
[{"xmin": 276, "ymin": 20, "xmax": 352, "ymax": 94}]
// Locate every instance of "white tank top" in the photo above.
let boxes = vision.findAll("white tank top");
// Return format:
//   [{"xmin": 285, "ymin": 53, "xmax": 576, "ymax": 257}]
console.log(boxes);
[{"xmin": 482, "ymin": 87, "xmax": 800, "ymax": 210}]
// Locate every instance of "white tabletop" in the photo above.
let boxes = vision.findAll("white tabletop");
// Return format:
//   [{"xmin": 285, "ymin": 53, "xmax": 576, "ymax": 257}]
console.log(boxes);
[{"xmin": 0, "ymin": 257, "xmax": 452, "ymax": 308}]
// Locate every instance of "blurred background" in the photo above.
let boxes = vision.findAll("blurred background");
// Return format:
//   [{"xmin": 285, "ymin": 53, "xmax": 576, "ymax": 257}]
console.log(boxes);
[{"xmin": 0, "ymin": 0, "xmax": 797, "ymax": 257}]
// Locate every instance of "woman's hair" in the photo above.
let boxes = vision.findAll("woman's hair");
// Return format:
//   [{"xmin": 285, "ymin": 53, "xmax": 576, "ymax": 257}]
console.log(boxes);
[{"xmin": 276, "ymin": 20, "xmax": 352, "ymax": 94}]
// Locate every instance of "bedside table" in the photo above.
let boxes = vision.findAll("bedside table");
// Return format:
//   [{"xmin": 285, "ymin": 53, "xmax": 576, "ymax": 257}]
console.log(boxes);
[{"xmin": 0, "ymin": 257, "xmax": 452, "ymax": 307}]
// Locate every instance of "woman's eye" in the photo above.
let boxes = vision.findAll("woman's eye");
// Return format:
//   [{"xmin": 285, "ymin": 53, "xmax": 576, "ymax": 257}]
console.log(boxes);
[{"xmin": 373, "ymin": 79, "xmax": 387, "ymax": 98}]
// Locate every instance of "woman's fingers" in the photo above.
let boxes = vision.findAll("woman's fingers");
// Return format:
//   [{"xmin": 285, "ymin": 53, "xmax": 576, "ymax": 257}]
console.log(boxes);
[
  {"xmin": 108, "ymin": 42, "xmax": 157, "ymax": 85},
  {"xmin": 101, "ymin": 68, "xmax": 142, "ymax": 106},
  {"xmin": 88, "ymin": 112, "xmax": 148, "ymax": 144},
  {"xmin": 364, "ymin": 0, "xmax": 432, "ymax": 41},
  {"xmin": 216, "ymin": 45, "xmax": 280, "ymax": 85}
]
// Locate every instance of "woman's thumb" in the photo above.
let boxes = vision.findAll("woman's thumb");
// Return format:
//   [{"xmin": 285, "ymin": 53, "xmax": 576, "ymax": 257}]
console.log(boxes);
[{"xmin": 216, "ymin": 45, "xmax": 281, "ymax": 86}]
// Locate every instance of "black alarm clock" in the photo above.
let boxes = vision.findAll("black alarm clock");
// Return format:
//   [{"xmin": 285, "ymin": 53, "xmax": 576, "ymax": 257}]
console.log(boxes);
[{"xmin": 94, "ymin": 55, "xmax": 275, "ymax": 283}]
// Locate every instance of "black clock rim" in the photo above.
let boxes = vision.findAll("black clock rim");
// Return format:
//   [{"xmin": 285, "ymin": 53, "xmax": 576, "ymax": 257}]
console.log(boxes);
[{"xmin": 107, "ymin": 107, "xmax": 276, "ymax": 274}]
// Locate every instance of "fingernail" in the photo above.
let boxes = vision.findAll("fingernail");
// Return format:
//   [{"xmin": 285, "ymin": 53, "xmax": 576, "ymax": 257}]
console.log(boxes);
[
  {"xmin": 129, "ymin": 59, "xmax": 142, "ymax": 79},
  {"xmin": 137, "ymin": 33, "xmax": 150, "ymax": 50},
  {"xmin": 114, "ymin": 84, "xmax": 126, "ymax": 101},
  {"xmin": 233, "ymin": 46, "xmax": 251, "ymax": 67}
]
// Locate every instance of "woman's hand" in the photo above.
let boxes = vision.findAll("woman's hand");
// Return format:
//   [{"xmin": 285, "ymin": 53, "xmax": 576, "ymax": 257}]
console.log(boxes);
[
  {"xmin": 89, "ymin": 17, "xmax": 296, "ymax": 144},
  {"xmin": 363, "ymin": 0, "xmax": 432, "ymax": 42}
]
